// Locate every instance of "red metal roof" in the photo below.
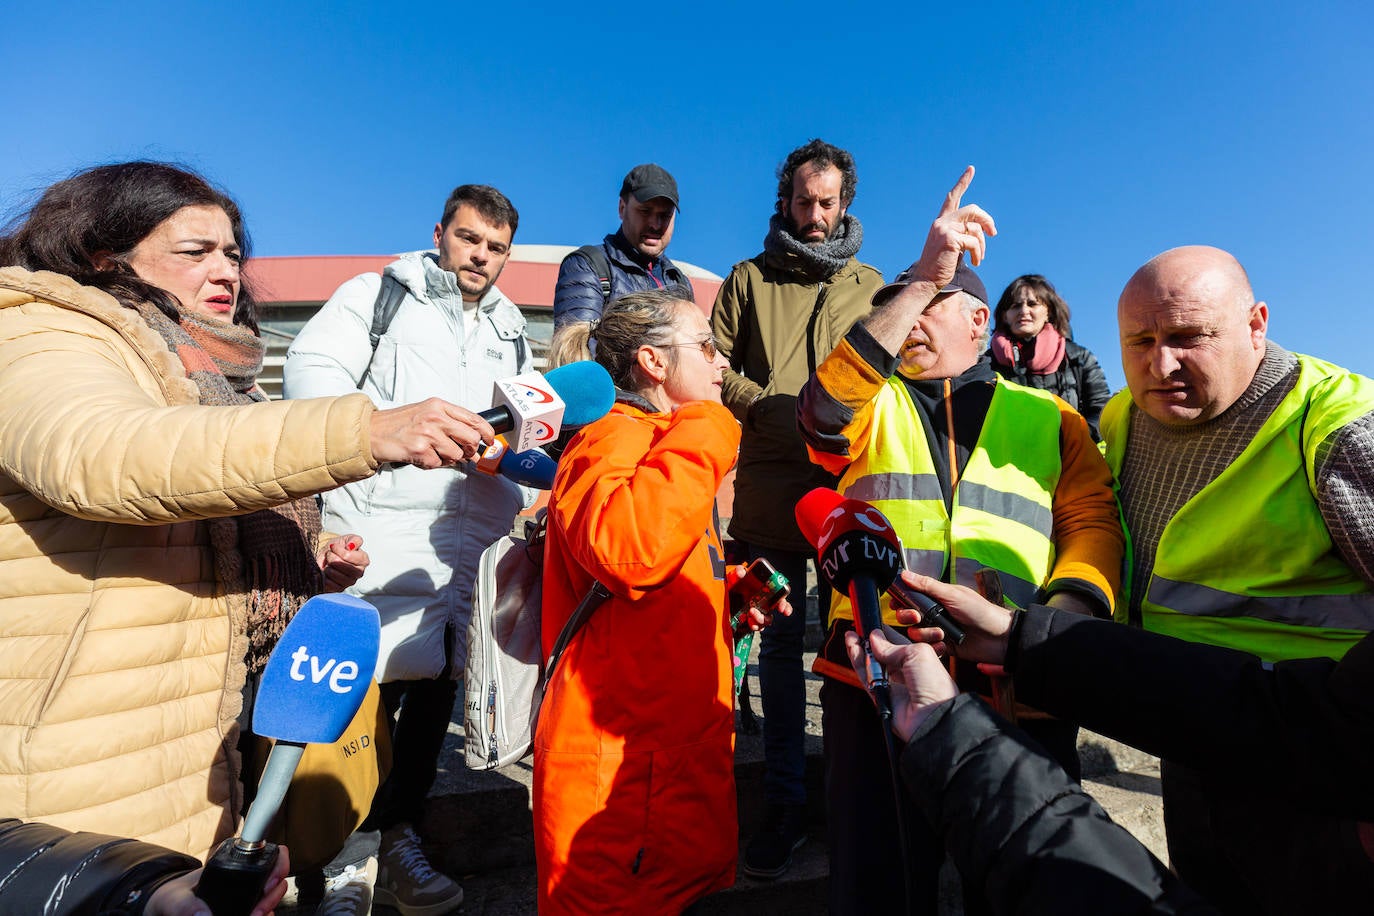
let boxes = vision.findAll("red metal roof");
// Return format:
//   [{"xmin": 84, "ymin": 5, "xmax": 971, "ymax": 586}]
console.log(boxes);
[{"xmin": 244, "ymin": 248, "xmax": 722, "ymax": 312}]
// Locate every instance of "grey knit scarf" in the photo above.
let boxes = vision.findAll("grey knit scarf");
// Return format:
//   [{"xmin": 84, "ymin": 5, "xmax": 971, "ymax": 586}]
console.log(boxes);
[{"xmin": 763, "ymin": 213, "xmax": 864, "ymax": 281}]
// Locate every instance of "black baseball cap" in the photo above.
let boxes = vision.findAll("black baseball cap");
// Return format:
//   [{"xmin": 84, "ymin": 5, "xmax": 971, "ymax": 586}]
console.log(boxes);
[
  {"xmin": 872, "ymin": 255, "xmax": 988, "ymax": 307},
  {"xmin": 620, "ymin": 163, "xmax": 680, "ymax": 211}
]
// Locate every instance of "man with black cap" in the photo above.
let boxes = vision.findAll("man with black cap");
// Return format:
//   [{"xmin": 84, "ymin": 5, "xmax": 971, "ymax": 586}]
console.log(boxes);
[
  {"xmin": 553, "ymin": 163, "xmax": 694, "ymax": 329},
  {"xmin": 711, "ymin": 139, "xmax": 884, "ymax": 882},
  {"xmin": 796, "ymin": 166, "xmax": 1123, "ymax": 914}
]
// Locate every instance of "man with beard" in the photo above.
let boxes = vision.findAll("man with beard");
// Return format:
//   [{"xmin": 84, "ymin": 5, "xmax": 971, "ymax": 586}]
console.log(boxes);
[
  {"xmin": 284, "ymin": 184, "xmax": 530, "ymax": 916},
  {"xmin": 711, "ymin": 139, "xmax": 883, "ymax": 880},
  {"xmin": 553, "ymin": 163, "xmax": 694, "ymax": 329}
]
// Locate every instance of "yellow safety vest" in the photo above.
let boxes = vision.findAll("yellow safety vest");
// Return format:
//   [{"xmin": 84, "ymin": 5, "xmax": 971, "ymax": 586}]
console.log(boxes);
[
  {"xmin": 831, "ymin": 376, "xmax": 1063, "ymax": 626},
  {"xmin": 1102, "ymin": 352, "xmax": 1374, "ymax": 662}
]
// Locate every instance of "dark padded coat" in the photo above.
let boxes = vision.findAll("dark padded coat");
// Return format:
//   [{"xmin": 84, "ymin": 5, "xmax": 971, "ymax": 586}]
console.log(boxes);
[
  {"xmin": 0, "ymin": 818, "xmax": 199, "ymax": 914},
  {"xmin": 1005, "ymin": 605, "xmax": 1374, "ymax": 912},
  {"xmin": 902, "ymin": 697, "xmax": 1213, "ymax": 914},
  {"xmin": 552, "ymin": 231, "xmax": 693, "ymax": 328}
]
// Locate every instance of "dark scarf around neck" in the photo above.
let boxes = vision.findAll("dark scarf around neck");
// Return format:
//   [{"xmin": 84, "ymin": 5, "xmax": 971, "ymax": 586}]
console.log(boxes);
[{"xmin": 763, "ymin": 213, "xmax": 864, "ymax": 282}]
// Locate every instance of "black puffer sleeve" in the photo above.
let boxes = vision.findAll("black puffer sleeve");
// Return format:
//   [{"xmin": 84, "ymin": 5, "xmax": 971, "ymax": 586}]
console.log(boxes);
[
  {"xmin": 900, "ymin": 698, "xmax": 1212, "ymax": 914},
  {"xmin": 0, "ymin": 819, "xmax": 199, "ymax": 915}
]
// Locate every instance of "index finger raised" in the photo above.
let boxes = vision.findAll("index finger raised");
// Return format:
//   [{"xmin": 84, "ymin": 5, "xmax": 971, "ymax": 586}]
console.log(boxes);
[{"xmin": 938, "ymin": 165, "xmax": 976, "ymax": 217}]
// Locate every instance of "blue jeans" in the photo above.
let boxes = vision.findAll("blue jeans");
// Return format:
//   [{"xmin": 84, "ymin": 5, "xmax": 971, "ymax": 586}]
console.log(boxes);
[{"xmin": 747, "ymin": 544, "xmax": 829, "ymax": 808}]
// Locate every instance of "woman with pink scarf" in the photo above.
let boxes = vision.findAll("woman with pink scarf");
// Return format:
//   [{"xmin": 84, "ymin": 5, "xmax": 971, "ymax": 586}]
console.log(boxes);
[{"xmin": 986, "ymin": 274, "xmax": 1111, "ymax": 441}]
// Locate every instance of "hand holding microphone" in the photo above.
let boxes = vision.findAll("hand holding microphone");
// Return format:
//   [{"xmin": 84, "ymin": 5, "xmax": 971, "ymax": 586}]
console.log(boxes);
[
  {"xmin": 893, "ymin": 573, "xmax": 1015, "ymax": 667},
  {"xmin": 844, "ymin": 629, "xmax": 958, "ymax": 743},
  {"xmin": 369, "ymin": 361, "xmax": 615, "ymax": 470},
  {"xmin": 369, "ymin": 398, "xmax": 494, "ymax": 468}
]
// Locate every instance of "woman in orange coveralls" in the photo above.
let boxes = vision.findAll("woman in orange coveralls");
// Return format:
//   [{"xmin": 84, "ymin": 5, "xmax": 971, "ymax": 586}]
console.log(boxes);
[{"xmin": 535, "ymin": 289, "xmax": 789, "ymax": 914}]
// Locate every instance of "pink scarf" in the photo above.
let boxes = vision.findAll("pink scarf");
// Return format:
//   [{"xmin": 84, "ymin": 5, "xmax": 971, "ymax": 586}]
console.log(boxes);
[{"xmin": 991, "ymin": 324, "xmax": 1066, "ymax": 374}]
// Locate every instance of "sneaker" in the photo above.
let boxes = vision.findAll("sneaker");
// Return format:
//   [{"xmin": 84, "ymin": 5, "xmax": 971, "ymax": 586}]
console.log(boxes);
[
  {"xmin": 315, "ymin": 856, "xmax": 377, "ymax": 916},
  {"xmin": 374, "ymin": 824, "xmax": 464, "ymax": 916},
  {"xmin": 742, "ymin": 803, "xmax": 808, "ymax": 880}
]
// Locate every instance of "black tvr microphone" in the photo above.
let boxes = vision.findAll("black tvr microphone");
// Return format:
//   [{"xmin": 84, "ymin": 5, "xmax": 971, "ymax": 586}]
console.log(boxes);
[{"xmin": 795, "ymin": 489, "xmax": 906, "ymax": 721}]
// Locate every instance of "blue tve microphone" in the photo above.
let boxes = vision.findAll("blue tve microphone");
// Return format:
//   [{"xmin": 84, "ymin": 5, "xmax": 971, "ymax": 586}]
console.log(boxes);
[
  {"xmin": 474, "ymin": 436, "xmax": 559, "ymax": 490},
  {"xmin": 195, "ymin": 594, "xmax": 380, "ymax": 915}
]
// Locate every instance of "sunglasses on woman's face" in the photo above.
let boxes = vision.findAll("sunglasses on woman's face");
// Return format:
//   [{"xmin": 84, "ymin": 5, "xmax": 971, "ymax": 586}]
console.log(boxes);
[{"xmin": 663, "ymin": 336, "xmax": 719, "ymax": 360}]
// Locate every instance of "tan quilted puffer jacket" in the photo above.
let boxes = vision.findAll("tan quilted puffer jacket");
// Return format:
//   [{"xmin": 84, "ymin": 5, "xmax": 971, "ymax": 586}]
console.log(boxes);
[{"xmin": 0, "ymin": 268, "xmax": 377, "ymax": 858}]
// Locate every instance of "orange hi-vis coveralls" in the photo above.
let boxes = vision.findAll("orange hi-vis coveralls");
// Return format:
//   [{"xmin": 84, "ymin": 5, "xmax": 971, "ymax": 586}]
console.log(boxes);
[{"xmin": 534, "ymin": 398, "xmax": 743, "ymax": 914}]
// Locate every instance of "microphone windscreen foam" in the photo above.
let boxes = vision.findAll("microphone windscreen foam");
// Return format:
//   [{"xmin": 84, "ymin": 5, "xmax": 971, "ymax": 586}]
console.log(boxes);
[
  {"xmin": 795, "ymin": 487, "xmax": 845, "ymax": 547},
  {"xmin": 545, "ymin": 361, "xmax": 616, "ymax": 427},
  {"xmin": 253, "ymin": 594, "xmax": 380, "ymax": 744}
]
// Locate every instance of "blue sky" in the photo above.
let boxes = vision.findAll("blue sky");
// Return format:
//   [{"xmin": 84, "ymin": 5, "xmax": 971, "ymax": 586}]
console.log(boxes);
[{"xmin": 4, "ymin": 1, "xmax": 1370, "ymax": 390}]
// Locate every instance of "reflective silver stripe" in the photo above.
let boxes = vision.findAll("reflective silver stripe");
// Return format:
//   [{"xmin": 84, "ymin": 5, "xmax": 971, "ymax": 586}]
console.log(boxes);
[
  {"xmin": 954, "ymin": 559, "xmax": 1038, "ymax": 609},
  {"xmin": 905, "ymin": 548, "xmax": 945, "ymax": 578},
  {"xmin": 957, "ymin": 482, "xmax": 1053, "ymax": 538},
  {"xmin": 847, "ymin": 473, "xmax": 943, "ymax": 504},
  {"xmin": 1149, "ymin": 577, "xmax": 1374, "ymax": 631}
]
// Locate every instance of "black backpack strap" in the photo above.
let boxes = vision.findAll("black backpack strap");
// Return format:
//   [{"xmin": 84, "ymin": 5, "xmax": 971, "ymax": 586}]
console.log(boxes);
[
  {"xmin": 544, "ymin": 579, "xmax": 613, "ymax": 687},
  {"xmin": 569, "ymin": 244, "xmax": 613, "ymax": 303},
  {"xmin": 358, "ymin": 274, "xmax": 408, "ymax": 387}
]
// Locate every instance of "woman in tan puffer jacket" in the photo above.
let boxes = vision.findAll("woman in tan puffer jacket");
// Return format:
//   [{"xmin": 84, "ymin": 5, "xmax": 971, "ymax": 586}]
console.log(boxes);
[{"xmin": 0, "ymin": 162, "xmax": 496, "ymax": 860}]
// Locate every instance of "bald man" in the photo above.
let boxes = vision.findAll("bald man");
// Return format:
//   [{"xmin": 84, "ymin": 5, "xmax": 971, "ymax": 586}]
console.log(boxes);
[{"xmin": 1101, "ymin": 245, "xmax": 1374, "ymax": 913}]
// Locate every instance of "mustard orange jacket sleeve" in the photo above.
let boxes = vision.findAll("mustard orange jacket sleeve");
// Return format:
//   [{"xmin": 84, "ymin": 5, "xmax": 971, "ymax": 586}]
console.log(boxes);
[
  {"xmin": 797, "ymin": 325, "xmax": 893, "ymax": 475},
  {"xmin": 1045, "ymin": 398, "xmax": 1124, "ymax": 614}
]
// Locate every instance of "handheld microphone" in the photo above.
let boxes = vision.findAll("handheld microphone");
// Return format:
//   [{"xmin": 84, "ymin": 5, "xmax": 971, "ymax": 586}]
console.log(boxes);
[
  {"xmin": 474, "ymin": 436, "xmax": 558, "ymax": 490},
  {"xmin": 481, "ymin": 361, "xmax": 615, "ymax": 453},
  {"xmin": 195, "ymin": 594, "xmax": 380, "ymax": 916},
  {"xmin": 794, "ymin": 489, "xmax": 965, "ymax": 645},
  {"xmin": 795, "ymin": 489, "xmax": 905, "ymax": 721}
]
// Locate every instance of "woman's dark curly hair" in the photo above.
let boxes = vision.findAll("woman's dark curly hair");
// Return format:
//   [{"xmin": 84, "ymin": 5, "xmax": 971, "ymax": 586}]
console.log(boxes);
[{"xmin": 0, "ymin": 161, "xmax": 259, "ymax": 331}]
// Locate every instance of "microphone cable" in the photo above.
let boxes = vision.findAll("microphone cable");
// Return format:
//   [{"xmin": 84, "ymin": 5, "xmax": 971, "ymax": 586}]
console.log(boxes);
[{"xmin": 850, "ymin": 584, "xmax": 915, "ymax": 915}]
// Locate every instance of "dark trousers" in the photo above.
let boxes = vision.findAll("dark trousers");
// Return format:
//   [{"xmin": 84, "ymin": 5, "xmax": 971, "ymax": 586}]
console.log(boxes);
[
  {"xmin": 821, "ymin": 676, "xmax": 942, "ymax": 915},
  {"xmin": 747, "ymin": 544, "xmax": 829, "ymax": 808},
  {"xmin": 362, "ymin": 677, "xmax": 458, "ymax": 831}
]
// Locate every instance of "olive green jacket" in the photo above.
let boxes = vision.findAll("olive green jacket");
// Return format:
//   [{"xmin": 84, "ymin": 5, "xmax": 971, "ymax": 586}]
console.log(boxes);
[{"xmin": 711, "ymin": 253, "xmax": 882, "ymax": 551}]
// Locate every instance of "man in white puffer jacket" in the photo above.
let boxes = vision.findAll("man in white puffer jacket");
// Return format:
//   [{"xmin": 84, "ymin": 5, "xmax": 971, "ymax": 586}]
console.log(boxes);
[{"xmin": 284, "ymin": 184, "xmax": 531, "ymax": 915}]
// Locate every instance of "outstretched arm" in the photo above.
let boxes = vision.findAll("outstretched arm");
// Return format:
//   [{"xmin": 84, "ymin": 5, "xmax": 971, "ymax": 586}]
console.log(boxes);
[{"xmin": 895, "ymin": 573, "xmax": 1374, "ymax": 818}]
